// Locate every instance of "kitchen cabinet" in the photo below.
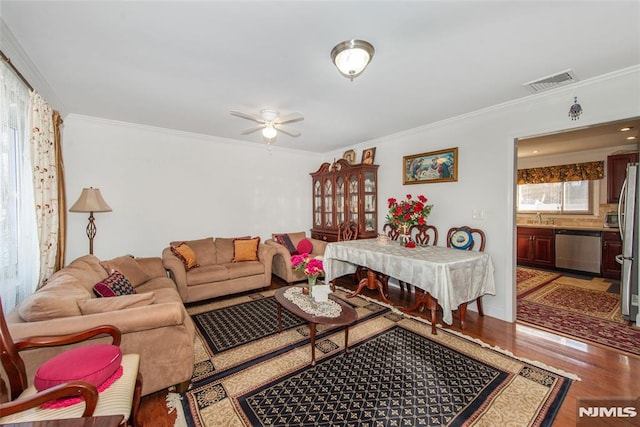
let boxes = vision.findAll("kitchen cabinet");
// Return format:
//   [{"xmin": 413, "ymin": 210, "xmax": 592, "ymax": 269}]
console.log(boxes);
[
  {"xmin": 607, "ymin": 152, "xmax": 638, "ymax": 203},
  {"xmin": 517, "ymin": 227, "xmax": 555, "ymax": 268},
  {"xmin": 310, "ymin": 159, "xmax": 378, "ymax": 242},
  {"xmin": 602, "ymin": 231, "xmax": 622, "ymax": 279}
]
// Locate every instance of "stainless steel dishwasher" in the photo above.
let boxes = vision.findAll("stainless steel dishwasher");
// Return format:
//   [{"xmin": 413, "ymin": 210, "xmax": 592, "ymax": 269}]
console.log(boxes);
[{"xmin": 554, "ymin": 229, "xmax": 602, "ymax": 274}]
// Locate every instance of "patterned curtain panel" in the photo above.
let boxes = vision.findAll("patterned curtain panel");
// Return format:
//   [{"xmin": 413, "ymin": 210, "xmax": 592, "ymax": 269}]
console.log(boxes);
[
  {"xmin": 517, "ymin": 161, "xmax": 605, "ymax": 184},
  {"xmin": 29, "ymin": 92, "xmax": 59, "ymax": 287}
]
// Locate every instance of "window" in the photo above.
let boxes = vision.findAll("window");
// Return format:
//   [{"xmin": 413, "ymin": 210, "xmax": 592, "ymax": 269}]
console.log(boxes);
[
  {"xmin": 0, "ymin": 62, "xmax": 39, "ymax": 313},
  {"xmin": 517, "ymin": 180, "xmax": 593, "ymax": 214}
]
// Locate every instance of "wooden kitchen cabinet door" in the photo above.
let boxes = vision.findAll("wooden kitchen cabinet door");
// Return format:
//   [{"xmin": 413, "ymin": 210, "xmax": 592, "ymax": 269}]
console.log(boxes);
[{"xmin": 607, "ymin": 152, "xmax": 638, "ymax": 203}]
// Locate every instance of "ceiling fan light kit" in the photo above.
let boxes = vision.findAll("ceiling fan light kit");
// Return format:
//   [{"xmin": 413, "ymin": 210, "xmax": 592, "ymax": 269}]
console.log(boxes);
[
  {"xmin": 331, "ymin": 39, "xmax": 375, "ymax": 81},
  {"xmin": 230, "ymin": 109, "xmax": 304, "ymax": 145}
]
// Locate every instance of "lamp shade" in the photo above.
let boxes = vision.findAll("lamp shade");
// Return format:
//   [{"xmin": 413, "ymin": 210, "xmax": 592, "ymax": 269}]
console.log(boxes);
[
  {"xmin": 331, "ymin": 39, "xmax": 375, "ymax": 80},
  {"xmin": 69, "ymin": 188, "xmax": 112, "ymax": 213}
]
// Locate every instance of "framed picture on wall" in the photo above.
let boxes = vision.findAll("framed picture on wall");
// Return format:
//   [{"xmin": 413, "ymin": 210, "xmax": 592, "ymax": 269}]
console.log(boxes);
[
  {"xmin": 342, "ymin": 149, "xmax": 356, "ymax": 164},
  {"xmin": 361, "ymin": 147, "xmax": 376, "ymax": 164},
  {"xmin": 403, "ymin": 147, "xmax": 458, "ymax": 184}
]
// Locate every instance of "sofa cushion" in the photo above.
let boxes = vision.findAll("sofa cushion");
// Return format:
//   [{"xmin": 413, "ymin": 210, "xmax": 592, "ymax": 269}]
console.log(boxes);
[
  {"xmin": 44, "ymin": 255, "xmax": 109, "ymax": 293},
  {"xmin": 216, "ymin": 236, "xmax": 250, "ymax": 264},
  {"xmin": 77, "ymin": 292, "xmax": 156, "ymax": 314},
  {"xmin": 186, "ymin": 265, "xmax": 230, "ymax": 286},
  {"xmin": 297, "ymin": 238, "xmax": 313, "ymax": 255},
  {"xmin": 93, "ymin": 271, "xmax": 136, "ymax": 298},
  {"xmin": 100, "ymin": 255, "xmax": 150, "ymax": 287},
  {"xmin": 273, "ymin": 234, "xmax": 298, "ymax": 255},
  {"xmin": 225, "ymin": 261, "xmax": 265, "ymax": 279},
  {"xmin": 18, "ymin": 288, "xmax": 90, "ymax": 321},
  {"xmin": 232, "ymin": 237, "xmax": 260, "ymax": 262},
  {"xmin": 34, "ymin": 344, "xmax": 122, "ymax": 391},
  {"xmin": 171, "ymin": 242, "xmax": 200, "ymax": 270},
  {"xmin": 181, "ymin": 237, "xmax": 217, "ymax": 266}
]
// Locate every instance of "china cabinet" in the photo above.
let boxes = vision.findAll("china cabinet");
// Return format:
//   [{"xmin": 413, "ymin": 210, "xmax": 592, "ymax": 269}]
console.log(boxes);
[{"xmin": 310, "ymin": 159, "xmax": 378, "ymax": 242}]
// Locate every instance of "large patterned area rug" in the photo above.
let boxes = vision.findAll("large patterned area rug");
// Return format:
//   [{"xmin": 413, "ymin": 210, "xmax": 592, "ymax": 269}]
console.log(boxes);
[
  {"xmin": 175, "ymin": 287, "xmax": 575, "ymax": 426},
  {"xmin": 516, "ymin": 269, "xmax": 640, "ymax": 356}
]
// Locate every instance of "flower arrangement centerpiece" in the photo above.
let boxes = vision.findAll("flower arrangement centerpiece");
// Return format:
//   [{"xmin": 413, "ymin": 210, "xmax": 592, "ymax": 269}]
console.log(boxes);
[
  {"xmin": 291, "ymin": 253, "xmax": 324, "ymax": 294},
  {"xmin": 386, "ymin": 194, "xmax": 433, "ymax": 246}
]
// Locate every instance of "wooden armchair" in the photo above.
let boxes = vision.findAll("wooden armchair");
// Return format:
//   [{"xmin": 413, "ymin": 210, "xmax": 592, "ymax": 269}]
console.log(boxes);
[
  {"xmin": 0, "ymin": 298, "xmax": 142, "ymax": 426},
  {"xmin": 337, "ymin": 221, "xmax": 359, "ymax": 241}
]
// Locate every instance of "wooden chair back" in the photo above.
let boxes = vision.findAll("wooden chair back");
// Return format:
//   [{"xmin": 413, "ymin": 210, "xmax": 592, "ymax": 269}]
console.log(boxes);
[
  {"xmin": 337, "ymin": 221, "xmax": 358, "ymax": 241},
  {"xmin": 382, "ymin": 223, "xmax": 400, "ymax": 241},
  {"xmin": 410, "ymin": 224, "xmax": 438, "ymax": 246},
  {"xmin": 446, "ymin": 226, "xmax": 486, "ymax": 251},
  {"xmin": 0, "ymin": 298, "xmax": 29, "ymax": 401}
]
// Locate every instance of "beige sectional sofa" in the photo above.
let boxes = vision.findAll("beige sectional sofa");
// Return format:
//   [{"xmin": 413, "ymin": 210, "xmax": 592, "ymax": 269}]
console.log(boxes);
[
  {"xmin": 162, "ymin": 237, "xmax": 277, "ymax": 303},
  {"xmin": 5, "ymin": 254, "xmax": 195, "ymax": 396},
  {"xmin": 265, "ymin": 232, "xmax": 327, "ymax": 284}
]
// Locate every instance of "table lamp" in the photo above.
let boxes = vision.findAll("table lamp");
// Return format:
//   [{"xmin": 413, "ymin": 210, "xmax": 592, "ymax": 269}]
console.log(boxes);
[{"xmin": 69, "ymin": 187, "xmax": 112, "ymax": 254}]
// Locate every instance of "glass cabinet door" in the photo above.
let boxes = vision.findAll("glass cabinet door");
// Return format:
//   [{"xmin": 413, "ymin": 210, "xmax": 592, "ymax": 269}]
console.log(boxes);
[
  {"xmin": 324, "ymin": 178, "xmax": 333, "ymax": 227},
  {"xmin": 348, "ymin": 175, "xmax": 358, "ymax": 223},
  {"xmin": 313, "ymin": 179, "xmax": 322, "ymax": 227},
  {"xmin": 335, "ymin": 176, "xmax": 345, "ymax": 226},
  {"xmin": 364, "ymin": 171, "xmax": 376, "ymax": 232}
]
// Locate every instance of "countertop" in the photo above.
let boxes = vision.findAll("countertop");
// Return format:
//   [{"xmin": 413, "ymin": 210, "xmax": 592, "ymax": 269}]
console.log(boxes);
[{"xmin": 517, "ymin": 224, "xmax": 619, "ymax": 232}]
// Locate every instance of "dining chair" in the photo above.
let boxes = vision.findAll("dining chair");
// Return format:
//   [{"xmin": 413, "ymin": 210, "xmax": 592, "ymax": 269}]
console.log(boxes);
[
  {"xmin": 0, "ymin": 298, "xmax": 143, "ymax": 426},
  {"xmin": 337, "ymin": 220, "xmax": 359, "ymax": 241},
  {"xmin": 445, "ymin": 225, "xmax": 486, "ymax": 315},
  {"xmin": 410, "ymin": 224, "xmax": 439, "ymax": 246},
  {"xmin": 404, "ymin": 225, "xmax": 486, "ymax": 334},
  {"xmin": 382, "ymin": 223, "xmax": 400, "ymax": 241}
]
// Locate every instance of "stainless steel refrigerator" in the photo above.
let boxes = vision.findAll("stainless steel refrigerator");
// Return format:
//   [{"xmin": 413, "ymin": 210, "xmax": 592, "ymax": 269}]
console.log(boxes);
[{"xmin": 616, "ymin": 162, "xmax": 639, "ymax": 323}]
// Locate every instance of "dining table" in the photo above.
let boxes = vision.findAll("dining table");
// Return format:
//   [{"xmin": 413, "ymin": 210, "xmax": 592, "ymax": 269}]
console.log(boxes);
[{"xmin": 324, "ymin": 239, "xmax": 496, "ymax": 332}]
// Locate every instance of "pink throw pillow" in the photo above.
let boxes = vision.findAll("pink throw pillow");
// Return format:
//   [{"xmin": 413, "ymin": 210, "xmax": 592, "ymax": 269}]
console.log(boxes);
[
  {"xmin": 297, "ymin": 238, "xmax": 313, "ymax": 255},
  {"xmin": 34, "ymin": 344, "xmax": 122, "ymax": 391}
]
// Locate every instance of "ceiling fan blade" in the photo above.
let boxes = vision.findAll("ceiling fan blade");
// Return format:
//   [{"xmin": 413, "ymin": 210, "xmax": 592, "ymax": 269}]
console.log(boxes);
[
  {"xmin": 275, "ymin": 112, "xmax": 304, "ymax": 125},
  {"xmin": 240, "ymin": 125, "xmax": 265, "ymax": 135},
  {"xmin": 230, "ymin": 110, "xmax": 264, "ymax": 124},
  {"xmin": 276, "ymin": 125, "xmax": 301, "ymax": 137}
]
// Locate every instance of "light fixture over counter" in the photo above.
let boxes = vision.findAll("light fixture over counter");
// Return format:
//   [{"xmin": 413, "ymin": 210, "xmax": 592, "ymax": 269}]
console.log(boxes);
[{"xmin": 331, "ymin": 39, "xmax": 375, "ymax": 81}]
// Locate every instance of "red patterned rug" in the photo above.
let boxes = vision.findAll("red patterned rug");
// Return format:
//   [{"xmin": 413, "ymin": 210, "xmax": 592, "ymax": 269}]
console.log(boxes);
[{"xmin": 517, "ymin": 271, "xmax": 640, "ymax": 356}]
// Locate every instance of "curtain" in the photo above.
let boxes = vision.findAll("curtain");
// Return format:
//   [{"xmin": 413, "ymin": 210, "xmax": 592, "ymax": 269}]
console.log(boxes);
[
  {"xmin": 0, "ymin": 62, "xmax": 39, "ymax": 313},
  {"xmin": 517, "ymin": 161, "xmax": 605, "ymax": 184},
  {"xmin": 53, "ymin": 110, "xmax": 66, "ymax": 272},
  {"xmin": 29, "ymin": 92, "xmax": 60, "ymax": 287}
]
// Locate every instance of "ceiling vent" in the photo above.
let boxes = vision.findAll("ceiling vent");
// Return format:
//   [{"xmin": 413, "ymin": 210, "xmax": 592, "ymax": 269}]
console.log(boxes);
[{"xmin": 523, "ymin": 69, "xmax": 578, "ymax": 93}]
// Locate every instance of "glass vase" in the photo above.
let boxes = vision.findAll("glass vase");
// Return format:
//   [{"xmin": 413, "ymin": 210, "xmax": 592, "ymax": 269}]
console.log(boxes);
[{"xmin": 307, "ymin": 275, "xmax": 317, "ymax": 297}]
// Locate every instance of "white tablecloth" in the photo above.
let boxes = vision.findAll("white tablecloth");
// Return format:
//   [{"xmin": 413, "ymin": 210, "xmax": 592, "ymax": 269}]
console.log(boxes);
[{"xmin": 324, "ymin": 239, "xmax": 496, "ymax": 325}]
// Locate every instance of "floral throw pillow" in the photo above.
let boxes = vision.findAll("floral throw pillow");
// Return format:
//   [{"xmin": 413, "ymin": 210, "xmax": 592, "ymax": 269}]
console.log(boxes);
[{"xmin": 93, "ymin": 270, "xmax": 136, "ymax": 298}]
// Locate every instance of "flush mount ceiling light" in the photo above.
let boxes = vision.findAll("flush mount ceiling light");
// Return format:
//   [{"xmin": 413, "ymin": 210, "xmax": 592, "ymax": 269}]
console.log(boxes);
[{"xmin": 331, "ymin": 39, "xmax": 375, "ymax": 81}]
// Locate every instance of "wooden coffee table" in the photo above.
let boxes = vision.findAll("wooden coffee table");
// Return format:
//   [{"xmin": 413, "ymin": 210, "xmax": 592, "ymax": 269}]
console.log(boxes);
[{"xmin": 274, "ymin": 287, "xmax": 357, "ymax": 366}]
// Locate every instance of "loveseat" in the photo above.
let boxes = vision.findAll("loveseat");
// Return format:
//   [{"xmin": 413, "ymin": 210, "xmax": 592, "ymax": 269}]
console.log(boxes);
[
  {"xmin": 265, "ymin": 232, "xmax": 328, "ymax": 284},
  {"xmin": 162, "ymin": 236, "xmax": 276, "ymax": 303},
  {"xmin": 5, "ymin": 254, "xmax": 195, "ymax": 396}
]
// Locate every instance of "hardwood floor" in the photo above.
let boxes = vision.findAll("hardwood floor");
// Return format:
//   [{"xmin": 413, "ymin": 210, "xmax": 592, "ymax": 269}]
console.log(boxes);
[{"xmin": 138, "ymin": 276, "xmax": 640, "ymax": 426}]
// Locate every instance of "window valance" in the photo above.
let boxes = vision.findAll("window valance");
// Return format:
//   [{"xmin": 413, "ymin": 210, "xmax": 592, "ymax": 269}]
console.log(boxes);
[{"xmin": 517, "ymin": 161, "xmax": 604, "ymax": 184}]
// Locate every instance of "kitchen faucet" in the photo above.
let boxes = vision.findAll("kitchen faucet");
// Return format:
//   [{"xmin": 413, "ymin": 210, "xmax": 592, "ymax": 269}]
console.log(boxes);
[{"xmin": 535, "ymin": 212, "xmax": 542, "ymax": 224}]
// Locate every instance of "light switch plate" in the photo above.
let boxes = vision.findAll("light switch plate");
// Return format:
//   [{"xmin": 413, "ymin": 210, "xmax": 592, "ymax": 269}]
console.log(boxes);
[{"xmin": 472, "ymin": 209, "xmax": 484, "ymax": 220}]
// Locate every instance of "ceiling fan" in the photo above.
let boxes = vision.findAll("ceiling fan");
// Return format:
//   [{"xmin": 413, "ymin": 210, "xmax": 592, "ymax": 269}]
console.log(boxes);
[{"xmin": 230, "ymin": 109, "xmax": 304, "ymax": 140}]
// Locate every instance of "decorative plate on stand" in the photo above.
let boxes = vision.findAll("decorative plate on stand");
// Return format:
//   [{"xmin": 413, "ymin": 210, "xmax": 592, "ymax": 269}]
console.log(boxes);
[{"xmin": 450, "ymin": 229, "xmax": 473, "ymax": 250}]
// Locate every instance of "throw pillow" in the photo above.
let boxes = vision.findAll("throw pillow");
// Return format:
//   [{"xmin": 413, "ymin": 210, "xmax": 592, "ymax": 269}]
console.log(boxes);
[
  {"xmin": 77, "ymin": 292, "xmax": 156, "ymax": 314},
  {"xmin": 93, "ymin": 270, "xmax": 136, "ymax": 298},
  {"xmin": 297, "ymin": 238, "xmax": 313, "ymax": 255},
  {"xmin": 171, "ymin": 242, "xmax": 199, "ymax": 270},
  {"xmin": 232, "ymin": 237, "xmax": 261, "ymax": 262},
  {"xmin": 274, "ymin": 233, "xmax": 298, "ymax": 255},
  {"xmin": 34, "ymin": 344, "xmax": 122, "ymax": 392},
  {"xmin": 100, "ymin": 255, "xmax": 150, "ymax": 287}
]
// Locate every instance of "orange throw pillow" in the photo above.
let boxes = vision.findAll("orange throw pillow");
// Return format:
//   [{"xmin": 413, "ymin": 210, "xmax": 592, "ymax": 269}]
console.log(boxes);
[
  {"xmin": 232, "ymin": 237, "xmax": 260, "ymax": 262},
  {"xmin": 171, "ymin": 242, "xmax": 199, "ymax": 270}
]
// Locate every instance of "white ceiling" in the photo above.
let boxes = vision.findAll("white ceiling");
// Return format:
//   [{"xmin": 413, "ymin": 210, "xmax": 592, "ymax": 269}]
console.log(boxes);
[{"xmin": 1, "ymin": 1, "xmax": 639, "ymax": 153}]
